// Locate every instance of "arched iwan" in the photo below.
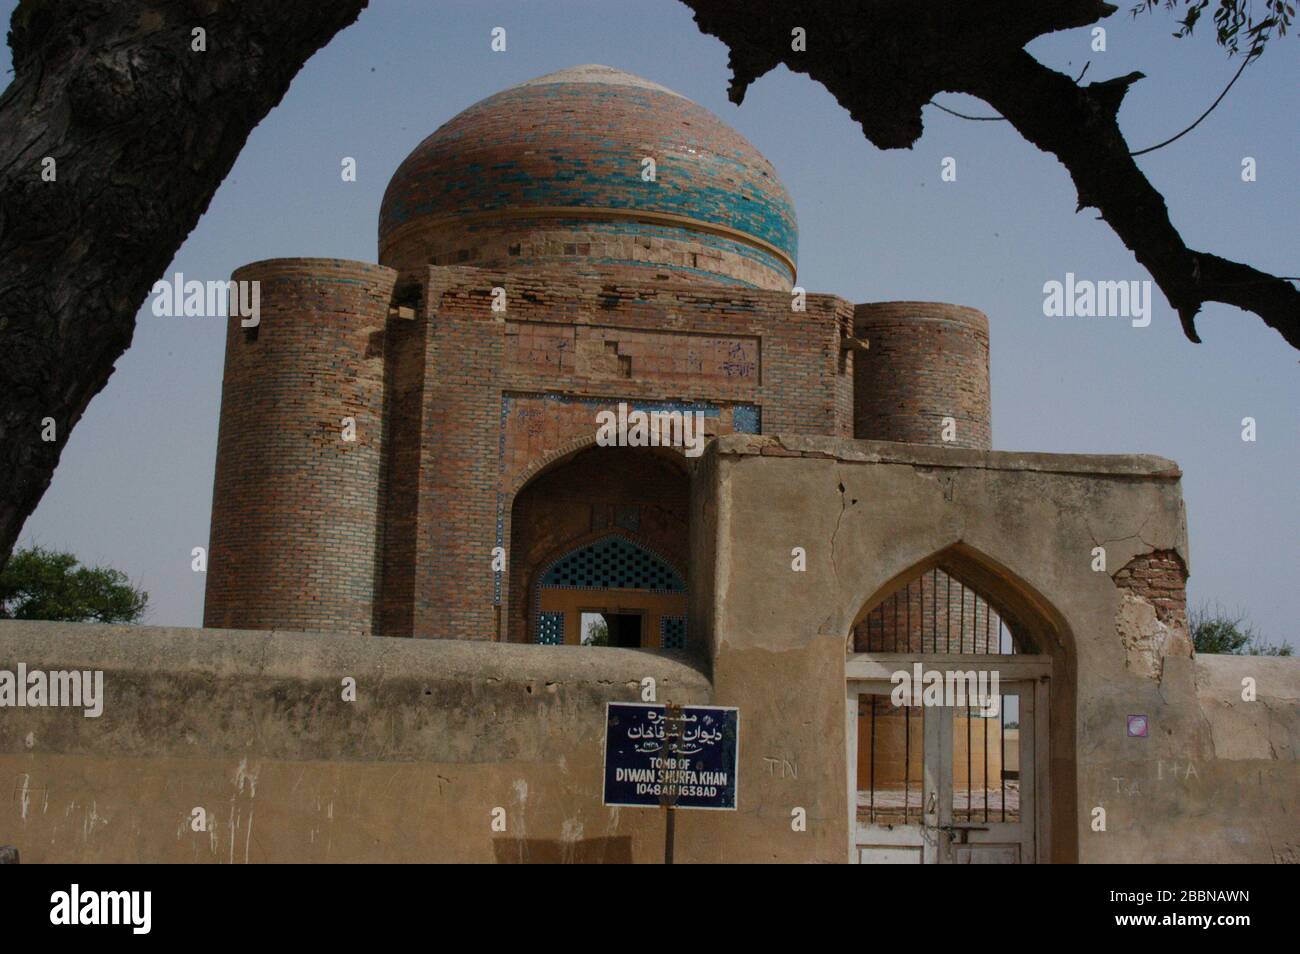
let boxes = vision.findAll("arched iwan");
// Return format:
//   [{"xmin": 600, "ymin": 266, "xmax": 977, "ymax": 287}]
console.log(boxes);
[{"xmin": 506, "ymin": 445, "xmax": 692, "ymax": 646}]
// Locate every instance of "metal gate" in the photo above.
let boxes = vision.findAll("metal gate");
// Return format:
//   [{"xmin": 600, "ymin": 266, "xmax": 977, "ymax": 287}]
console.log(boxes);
[{"xmin": 846, "ymin": 568, "xmax": 1051, "ymax": 863}]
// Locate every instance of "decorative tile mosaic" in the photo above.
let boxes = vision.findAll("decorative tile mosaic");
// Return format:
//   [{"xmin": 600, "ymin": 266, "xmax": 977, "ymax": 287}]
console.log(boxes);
[
  {"xmin": 537, "ymin": 611, "xmax": 565, "ymax": 645},
  {"xmin": 540, "ymin": 535, "xmax": 684, "ymax": 592},
  {"xmin": 660, "ymin": 615, "xmax": 688, "ymax": 650}
]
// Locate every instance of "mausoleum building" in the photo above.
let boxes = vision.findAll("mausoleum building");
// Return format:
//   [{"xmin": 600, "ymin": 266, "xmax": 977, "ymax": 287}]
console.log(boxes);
[{"xmin": 2, "ymin": 66, "xmax": 1293, "ymax": 865}]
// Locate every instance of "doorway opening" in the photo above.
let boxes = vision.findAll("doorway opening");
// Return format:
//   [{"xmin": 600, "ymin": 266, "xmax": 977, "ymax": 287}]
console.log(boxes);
[
  {"xmin": 531, "ymin": 533, "xmax": 686, "ymax": 648},
  {"xmin": 847, "ymin": 561, "xmax": 1053, "ymax": 864},
  {"xmin": 580, "ymin": 610, "xmax": 644, "ymax": 648}
]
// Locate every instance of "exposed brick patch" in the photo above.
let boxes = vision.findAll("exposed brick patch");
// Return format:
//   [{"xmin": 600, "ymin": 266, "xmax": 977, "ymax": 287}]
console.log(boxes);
[
  {"xmin": 1111, "ymin": 550, "xmax": 1188, "ymax": 632},
  {"xmin": 1112, "ymin": 549, "xmax": 1191, "ymax": 678}
]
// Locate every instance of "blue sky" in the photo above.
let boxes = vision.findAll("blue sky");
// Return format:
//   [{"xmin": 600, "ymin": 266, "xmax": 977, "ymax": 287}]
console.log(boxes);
[{"xmin": 4, "ymin": 1, "xmax": 1296, "ymax": 647}]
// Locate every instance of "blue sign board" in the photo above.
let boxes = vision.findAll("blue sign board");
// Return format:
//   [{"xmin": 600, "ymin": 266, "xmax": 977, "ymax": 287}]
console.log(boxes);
[{"xmin": 603, "ymin": 702, "xmax": 739, "ymax": 810}]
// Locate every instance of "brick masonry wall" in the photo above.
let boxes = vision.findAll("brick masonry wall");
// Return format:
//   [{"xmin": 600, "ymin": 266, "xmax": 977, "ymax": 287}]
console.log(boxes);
[
  {"xmin": 204, "ymin": 258, "xmax": 396, "ymax": 634},
  {"xmin": 383, "ymin": 217, "xmax": 792, "ymax": 291},
  {"xmin": 403, "ymin": 265, "xmax": 852, "ymax": 640},
  {"xmin": 205, "ymin": 258, "xmax": 855, "ymax": 640},
  {"xmin": 376, "ymin": 288, "xmax": 428, "ymax": 638},
  {"xmin": 1112, "ymin": 549, "xmax": 1189, "ymax": 632},
  {"xmin": 853, "ymin": 302, "xmax": 992, "ymax": 450}
]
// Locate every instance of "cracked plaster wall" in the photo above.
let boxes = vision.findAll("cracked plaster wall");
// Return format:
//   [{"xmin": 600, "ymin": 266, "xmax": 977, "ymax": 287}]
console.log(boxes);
[
  {"xmin": 0, "ymin": 621, "xmax": 711, "ymax": 862},
  {"xmin": 698, "ymin": 435, "xmax": 1297, "ymax": 863},
  {"xmin": 0, "ymin": 434, "xmax": 1294, "ymax": 863}
]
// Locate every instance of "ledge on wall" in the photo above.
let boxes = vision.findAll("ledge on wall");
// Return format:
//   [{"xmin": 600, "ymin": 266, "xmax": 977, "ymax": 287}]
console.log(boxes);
[
  {"xmin": 0, "ymin": 620, "xmax": 712, "ymax": 694},
  {"xmin": 0, "ymin": 621, "xmax": 714, "ymax": 765},
  {"xmin": 713, "ymin": 434, "xmax": 1182, "ymax": 480}
]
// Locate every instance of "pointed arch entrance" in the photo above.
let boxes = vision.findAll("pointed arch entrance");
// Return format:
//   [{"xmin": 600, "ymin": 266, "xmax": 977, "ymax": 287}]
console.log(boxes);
[
  {"xmin": 507, "ymin": 445, "xmax": 690, "ymax": 647},
  {"xmin": 846, "ymin": 546, "xmax": 1075, "ymax": 864},
  {"xmin": 532, "ymin": 534, "xmax": 687, "ymax": 647}
]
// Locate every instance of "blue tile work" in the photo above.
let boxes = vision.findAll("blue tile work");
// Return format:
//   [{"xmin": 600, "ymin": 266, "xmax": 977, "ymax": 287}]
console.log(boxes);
[
  {"xmin": 537, "ymin": 611, "xmax": 565, "ymax": 645},
  {"xmin": 540, "ymin": 536, "xmax": 684, "ymax": 592},
  {"xmin": 732, "ymin": 404, "xmax": 761, "ymax": 434},
  {"xmin": 660, "ymin": 615, "xmax": 687, "ymax": 650},
  {"xmin": 380, "ymin": 71, "xmax": 798, "ymax": 267}
]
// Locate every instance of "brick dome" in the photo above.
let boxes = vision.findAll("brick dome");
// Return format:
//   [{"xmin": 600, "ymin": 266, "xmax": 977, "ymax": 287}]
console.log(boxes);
[{"xmin": 379, "ymin": 65, "xmax": 798, "ymax": 289}]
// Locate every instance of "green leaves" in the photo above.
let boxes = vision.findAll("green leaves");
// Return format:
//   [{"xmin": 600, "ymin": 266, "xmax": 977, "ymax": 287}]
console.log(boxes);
[
  {"xmin": 0, "ymin": 545, "xmax": 147, "ymax": 623},
  {"xmin": 1190, "ymin": 603, "xmax": 1293, "ymax": 655},
  {"xmin": 1135, "ymin": 0, "xmax": 1295, "ymax": 54}
]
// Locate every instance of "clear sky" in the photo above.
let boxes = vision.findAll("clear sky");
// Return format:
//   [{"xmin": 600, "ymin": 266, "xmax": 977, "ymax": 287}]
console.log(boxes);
[{"xmin": 4, "ymin": 1, "xmax": 1296, "ymax": 648}]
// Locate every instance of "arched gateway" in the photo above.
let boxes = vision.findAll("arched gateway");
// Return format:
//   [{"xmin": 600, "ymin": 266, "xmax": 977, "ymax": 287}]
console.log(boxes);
[{"xmin": 846, "ymin": 547, "xmax": 1072, "ymax": 864}]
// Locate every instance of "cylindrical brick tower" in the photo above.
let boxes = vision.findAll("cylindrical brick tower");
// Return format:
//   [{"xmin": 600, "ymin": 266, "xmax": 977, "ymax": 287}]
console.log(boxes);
[
  {"xmin": 204, "ymin": 258, "xmax": 397, "ymax": 634},
  {"xmin": 853, "ymin": 302, "xmax": 991, "ymax": 450}
]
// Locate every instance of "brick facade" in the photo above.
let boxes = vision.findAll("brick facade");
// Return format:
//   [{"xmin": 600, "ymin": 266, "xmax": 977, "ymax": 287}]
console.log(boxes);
[
  {"xmin": 406, "ymin": 265, "xmax": 854, "ymax": 640},
  {"xmin": 205, "ymin": 258, "xmax": 858, "ymax": 640},
  {"xmin": 204, "ymin": 258, "xmax": 396, "ymax": 633},
  {"xmin": 203, "ymin": 67, "xmax": 996, "ymax": 644},
  {"xmin": 853, "ymin": 302, "xmax": 991, "ymax": 449}
]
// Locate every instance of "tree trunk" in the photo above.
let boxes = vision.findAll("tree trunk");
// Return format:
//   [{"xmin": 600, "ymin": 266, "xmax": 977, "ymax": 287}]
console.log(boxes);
[{"xmin": 0, "ymin": 0, "xmax": 369, "ymax": 569}]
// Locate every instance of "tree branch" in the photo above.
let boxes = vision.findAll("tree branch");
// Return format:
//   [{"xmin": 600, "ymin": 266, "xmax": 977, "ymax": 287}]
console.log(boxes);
[
  {"xmin": 681, "ymin": 0, "xmax": 1299, "ymax": 349},
  {"xmin": 964, "ymin": 50, "xmax": 1298, "ymax": 345}
]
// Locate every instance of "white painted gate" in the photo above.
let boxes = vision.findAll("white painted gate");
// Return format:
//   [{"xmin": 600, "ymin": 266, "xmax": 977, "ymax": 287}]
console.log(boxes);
[{"xmin": 846, "ymin": 656, "xmax": 1050, "ymax": 864}]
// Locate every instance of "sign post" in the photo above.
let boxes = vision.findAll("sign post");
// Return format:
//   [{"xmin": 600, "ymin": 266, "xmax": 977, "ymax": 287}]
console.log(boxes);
[
  {"xmin": 661, "ymin": 702, "xmax": 682, "ymax": 864},
  {"xmin": 602, "ymin": 701, "xmax": 740, "ymax": 863}
]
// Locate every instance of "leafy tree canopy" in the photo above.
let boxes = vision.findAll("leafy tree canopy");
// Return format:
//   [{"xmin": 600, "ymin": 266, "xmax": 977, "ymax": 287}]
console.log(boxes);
[
  {"xmin": 1190, "ymin": 602, "xmax": 1292, "ymax": 655},
  {"xmin": 582, "ymin": 615, "xmax": 610, "ymax": 646},
  {"xmin": 0, "ymin": 545, "xmax": 147, "ymax": 623}
]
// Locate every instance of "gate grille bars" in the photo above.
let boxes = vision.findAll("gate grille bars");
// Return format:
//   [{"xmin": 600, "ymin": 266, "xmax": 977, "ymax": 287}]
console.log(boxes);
[
  {"xmin": 855, "ymin": 567, "xmax": 1025, "ymax": 827},
  {"xmin": 855, "ymin": 569, "xmax": 1019, "ymax": 655}
]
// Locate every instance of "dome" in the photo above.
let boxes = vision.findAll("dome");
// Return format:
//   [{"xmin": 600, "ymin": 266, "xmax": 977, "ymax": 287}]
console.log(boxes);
[{"xmin": 379, "ymin": 65, "xmax": 797, "ymax": 289}]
